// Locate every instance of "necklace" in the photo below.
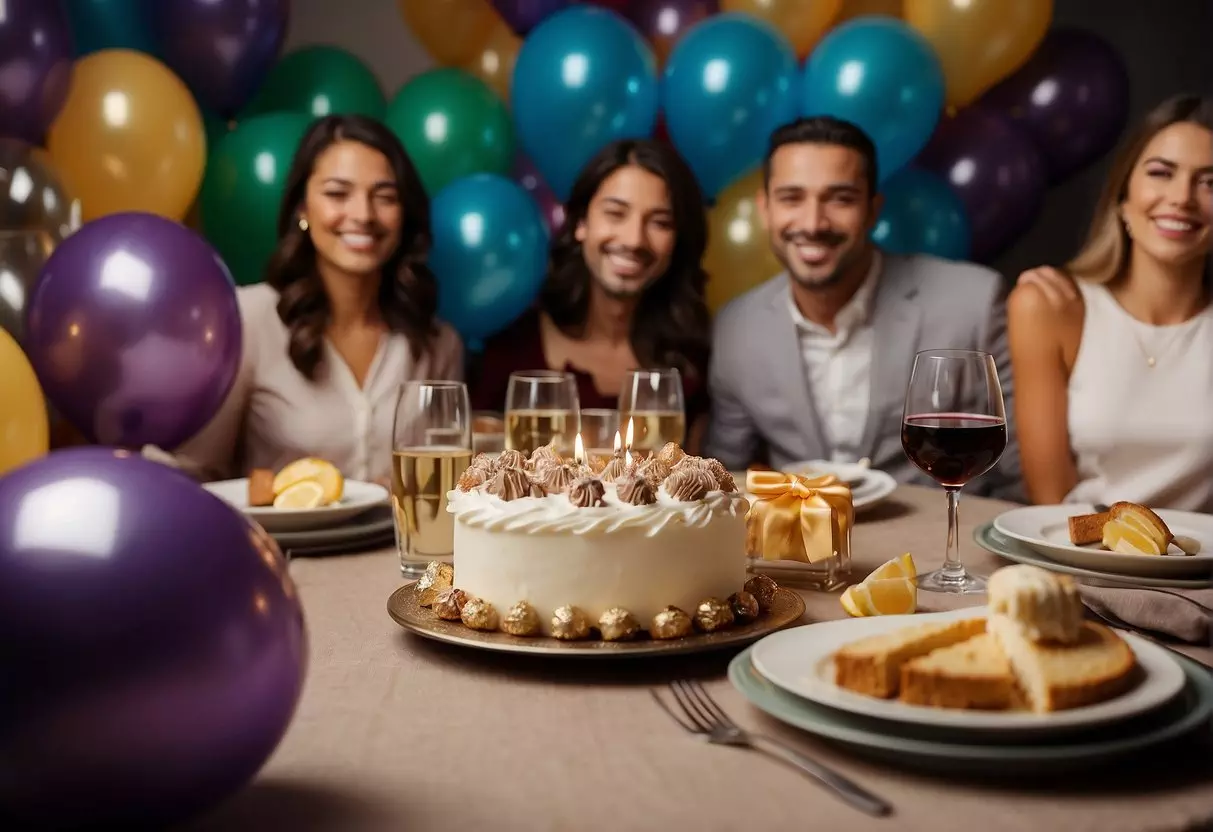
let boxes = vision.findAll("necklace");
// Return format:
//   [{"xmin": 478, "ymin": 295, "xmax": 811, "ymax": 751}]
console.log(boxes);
[{"xmin": 1126, "ymin": 321, "xmax": 1184, "ymax": 368}]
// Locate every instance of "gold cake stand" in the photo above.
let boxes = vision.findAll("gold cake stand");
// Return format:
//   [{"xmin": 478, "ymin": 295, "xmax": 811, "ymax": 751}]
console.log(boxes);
[{"xmin": 387, "ymin": 583, "xmax": 806, "ymax": 658}]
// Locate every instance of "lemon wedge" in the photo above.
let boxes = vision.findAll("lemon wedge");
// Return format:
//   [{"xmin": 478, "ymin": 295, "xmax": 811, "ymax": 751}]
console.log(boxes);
[
  {"xmin": 272, "ymin": 457, "xmax": 344, "ymax": 504},
  {"xmin": 840, "ymin": 553, "xmax": 918, "ymax": 617},
  {"xmin": 273, "ymin": 480, "xmax": 326, "ymax": 510}
]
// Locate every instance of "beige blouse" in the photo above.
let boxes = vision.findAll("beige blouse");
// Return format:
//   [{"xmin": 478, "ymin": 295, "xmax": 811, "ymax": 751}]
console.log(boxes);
[{"xmin": 153, "ymin": 283, "xmax": 464, "ymax": 484}]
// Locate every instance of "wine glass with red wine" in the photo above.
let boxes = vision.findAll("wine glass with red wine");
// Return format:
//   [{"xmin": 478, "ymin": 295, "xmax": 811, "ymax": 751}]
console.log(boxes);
[{"xmin": 901, "ymin": 349, "xmax": 1007, "ymax": 594}]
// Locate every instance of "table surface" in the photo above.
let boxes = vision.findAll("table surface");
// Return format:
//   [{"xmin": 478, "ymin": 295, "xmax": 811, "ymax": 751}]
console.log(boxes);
[{"xmin": 189, "ymin": 485, "xmax": 1213, "ymax": 832}]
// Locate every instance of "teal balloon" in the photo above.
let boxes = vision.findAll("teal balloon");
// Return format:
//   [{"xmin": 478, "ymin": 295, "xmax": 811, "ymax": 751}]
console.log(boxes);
[
  {"xmin": 64, "ymin": 0, "xmax": 158, "ymax": 58},
  {"xmin": 662, "ymin": 13, "xmax": 799, "ymax": 198},
  {"xmin": 872, "ymin": 167, "xmax": 971, "ymax": 260},
  {"xmin": 199, "ymin": 113, "xmax": 313, "ymax": 286},
  {"xmin": 801, "ymin": 17, "xmax": 945, "ymax": 183},
  {"xmin": 242, "ymin": 46, "xmax": 386, "ymax": 120},
  {"xmin": 512, "ymin": 6, "xmax": 658, "ymax": 200},
  {"xmin": 385, "ymin": 69, "xmax": 515, "ymax": 197},
  {"xmin": 430, "ymin": 174, "xmax": 550, "ymax": 345}
]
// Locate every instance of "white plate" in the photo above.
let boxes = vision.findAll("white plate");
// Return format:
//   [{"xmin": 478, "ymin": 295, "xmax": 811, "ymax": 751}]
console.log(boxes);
[
  {"xmin": 203, "ymin": 478, "xmax": 390, "ymax": 532},
  {"xmin": 776, "ymin": 459, "xmax": 898, "ymax": 514},
  {"xmin": 749, "ymin": 607, "xmax": 1185, "ymax": 736},
  {"xmin": 993, "ymin": 504, "xmax": 1213, "ymax": 578}
]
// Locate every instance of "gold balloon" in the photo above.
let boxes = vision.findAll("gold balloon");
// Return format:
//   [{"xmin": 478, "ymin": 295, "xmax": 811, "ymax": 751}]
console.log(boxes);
[
  {"xmin": 721, "ymin": 0, "xmax": 843, "ymax": 58},
  {"xmin": 704, "ymin": 168, "xmax": 785, "ymax": 314},
  {"xmin": 399, "ymin": 0, "xmax": 496, "ymax": 65},
  {"xmin": 903, "ymin": 0, "xmax": 1053, "ymax": 108},
  {"xmin": 0, "ymin": 327, "xmax": 49, "ymax": 476},
  {"xmin": 47, "ymin": 49, "xmax": 206, "ymax": 222},
  {"xmin": 460, "ymin": 12, "xmax": 521, "ymax": 105},
  {"xmin": 836, "ymin": 0, "xmax": 905, "ymax": 22},
  {"xmin": 0, "ymin": 231, "xmax": 53, "ymax": 345},
  {"xmin": 0, "ymin": 139, "xmax": 81, "ymax": 251}
]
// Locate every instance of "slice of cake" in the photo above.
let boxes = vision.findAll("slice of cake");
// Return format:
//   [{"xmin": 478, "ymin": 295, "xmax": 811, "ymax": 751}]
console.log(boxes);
[
  {"xmin": 987, "ymin": 616, "xmax": 1136, "ymax": 712},
  {"xmin": 833, "ymin": 617, "xmax": 986, "ymax": 698},
  {"xmin": 1067, "ymin": 511, "xmax": 1109, "ymax": 546},
  {"xmin": 987, "ymin": 564, "xmax": 1083, "ymax": 644},
  {"xmin": 899, "ymin": 633, "xmax": 1016, "ymax": 710}
]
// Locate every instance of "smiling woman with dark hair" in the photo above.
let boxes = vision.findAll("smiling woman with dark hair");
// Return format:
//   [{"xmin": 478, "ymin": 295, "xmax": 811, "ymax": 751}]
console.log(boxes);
[
  {"xmin": 157, "ymin": 114, "xmax": 463, "ymax": 484},
  {"xmin": 470, "ymin": 138, "xmax": 712, "ymax": 449}
]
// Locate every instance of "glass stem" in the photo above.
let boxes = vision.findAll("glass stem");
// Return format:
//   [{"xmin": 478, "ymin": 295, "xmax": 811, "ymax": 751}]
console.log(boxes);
[{"xmin": 941, "ymin": 487, "xmax": 964, "ymax": 582}]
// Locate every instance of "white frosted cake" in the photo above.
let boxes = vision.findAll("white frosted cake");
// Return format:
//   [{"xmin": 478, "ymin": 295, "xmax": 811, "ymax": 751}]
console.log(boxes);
[{"xmin": 413, "ymin": 442, "xmax": 780, "ymax": 641}]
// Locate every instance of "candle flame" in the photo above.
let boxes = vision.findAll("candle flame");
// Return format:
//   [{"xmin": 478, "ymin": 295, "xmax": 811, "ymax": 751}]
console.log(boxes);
[
  {"xmin": 625, "ymin": 417, "xmax": 635, "ymax": 450},
  {"xmin": 625, "ymin": 448, "xmax": 633, "ymax": 466},
  {"xmin": 574, "ymin": 432, "xmax": 584, "ymax": 464},
  {"xmin": 613, "ymin": 430, "xmax": 622, "ymax": 455}
]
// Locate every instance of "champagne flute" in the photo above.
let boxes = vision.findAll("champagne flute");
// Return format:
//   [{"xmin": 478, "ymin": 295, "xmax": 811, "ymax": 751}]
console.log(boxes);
[
  {"xmin": 618, "ymin": 368, "xmax": 686, "ymax": 453},
  {"xmin": 504, "ymin": 370, "xmax": 580, "ymax": 456},
  {"xmin": 391, "ymin": 380, "xmax": 472, "ymax": 577},
  {"xmin": 901, "ymin": 349, "xmax": 1007, "ymax": 594}
]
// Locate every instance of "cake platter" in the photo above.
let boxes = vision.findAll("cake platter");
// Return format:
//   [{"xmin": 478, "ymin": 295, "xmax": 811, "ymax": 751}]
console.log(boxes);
[{"xmin": 387, "ymin": 582, "xmax": 806, "ymax": 658}]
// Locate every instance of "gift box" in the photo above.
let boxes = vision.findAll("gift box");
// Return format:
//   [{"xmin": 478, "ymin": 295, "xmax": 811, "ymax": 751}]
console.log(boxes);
[{"xmin": 743, "ymin": 471, "xmax": 854, "ymax": 589}]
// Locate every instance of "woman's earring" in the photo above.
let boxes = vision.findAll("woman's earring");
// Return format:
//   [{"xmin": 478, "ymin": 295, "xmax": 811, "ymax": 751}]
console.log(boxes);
[{"xmin": 298, "ymin": 216, "xmax": 309, "ymax": 232}]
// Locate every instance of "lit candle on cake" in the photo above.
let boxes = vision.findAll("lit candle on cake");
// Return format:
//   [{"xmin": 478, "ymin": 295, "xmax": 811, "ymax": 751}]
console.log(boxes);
[
  {"xmin": 624, "ymin": 418, "xmax": 634, "ymax": 465},
  {"xmin": 573, "ymin": 432, "xmax": 585, "ymax": 465}
]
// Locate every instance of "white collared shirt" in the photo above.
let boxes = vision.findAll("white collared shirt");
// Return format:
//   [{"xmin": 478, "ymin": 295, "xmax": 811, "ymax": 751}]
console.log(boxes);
[{"xmin": 787, "ymin": 252, "xmax": 882, "ymax": 463}]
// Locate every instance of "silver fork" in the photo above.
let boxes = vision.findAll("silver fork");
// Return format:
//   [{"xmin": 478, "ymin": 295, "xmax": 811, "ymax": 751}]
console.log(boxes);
[{"xmin": 652, "ymin": 680, "xmax": 893, "ymax": 818}]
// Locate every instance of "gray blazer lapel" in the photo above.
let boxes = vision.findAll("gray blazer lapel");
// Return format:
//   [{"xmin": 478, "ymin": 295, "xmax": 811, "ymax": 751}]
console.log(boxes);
[
  {"xmin": 859, "ymin": 266, "xmax": 922, "ymax": 457},
  {"xmin": 766, "ymin": 284, "xmax": 830, "ymax": 457}
]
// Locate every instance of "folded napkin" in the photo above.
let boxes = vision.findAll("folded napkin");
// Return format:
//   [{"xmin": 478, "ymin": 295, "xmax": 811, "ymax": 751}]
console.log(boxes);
[{"xmin": 1078, "ymin": 584, "xmax": 1213, "ymax": 644}]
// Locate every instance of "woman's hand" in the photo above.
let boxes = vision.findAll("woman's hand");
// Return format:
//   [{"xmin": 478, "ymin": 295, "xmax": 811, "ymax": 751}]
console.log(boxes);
[{"xmin": 1015, "ymin": 266, "xmax": 1079, "ymax": 311}]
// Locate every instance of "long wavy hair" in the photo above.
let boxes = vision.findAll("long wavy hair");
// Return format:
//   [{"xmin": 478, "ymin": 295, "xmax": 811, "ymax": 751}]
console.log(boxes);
[
  {"xmin": 264, "ymin": 114, "xmax": 440, "ymax": 379},
  {"xmin": 541, "ymin": 139, "xmax": 711, "ymax": 381},
  {"xmin": 1068, "ymin": 94, "xmax": 1213, "ymax": 285}
]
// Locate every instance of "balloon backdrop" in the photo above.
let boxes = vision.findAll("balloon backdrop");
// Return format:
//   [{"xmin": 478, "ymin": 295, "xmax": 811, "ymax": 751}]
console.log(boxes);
[
  {"xmin": 0, "ymin": 327, "xmax": 49, "ymax": 477},
  {"xmin": 0, "ymin": 0, "xmax": 74, "ymax": 144},
  {"xmin": 150, "ymin": 0, "xmax": 290, "ymax": 118},
  {"xmin": 720, "ymin": 0, "xmax": 842, "ymax": 58},
  {"xmin": 399, "ymin": 0, "xmax": 497, "ymax": 65},
  {"xmin": 492, "ymin": 0, "xmax": 570, "ymax": 35},
  {"xmin": 63, "ymin": 0, "xmax": 158, "ymax": 58},
  {"xmin": 242, "ymin": 45, "xmax": 387, "ymax": 120},
  {"xmin": 872, "ymin": 167, "xmax": 971, "ymax": 260},
  {"xmin": 703, "ymin": 168, "xmax": 784, "ymax": 313},
  {"xmin": 904, "ymin": 0, "xmax": 1053, "ymax": 109},
  {"xmin": 801, "ymin": 17, "xmax": 945, "ymax": 184},
  {"xmin": 917, "ymin": 105, "xmax": 1046, "ymax": 262},
  {"xmin": 514, "ymin": 155, "xmax": 567, "ymax": 236},
  {"xmin": 430, "ymin": 174, "xmax": 550, "ymax": 346},
  {"xmin": 981, "ymin": 28, "xmax": 1130, "ymax": 183},
  {"xmin": 625, "ymin": 0, "xmax": 719, "ymax": 68},
  {"xmin": 512, "ymin": 6, "xmax": 659, "ymax": 200},
  {"xmin": 0, "ymin": 448, "xmax": 306, "ymax": 829},
  {"xmin": 385, "ymin": 69, "xmax": 515, "ymax": 197},
  {"xmin": 663, "ymin": 13, "xmax": 798, "ymax": 198},
  {"xmin": 0, "ymin": 231, "xmax": 53, "ymax": 346},
  {"xmin": 46, "ymin": 49, "xmax": 206, "ymax": 222},
  {"xmin": 836, "ymin": 0, "xmax": 904, "ymax": 21},
  {"xmin": 459, "ymin": 11, "xmax": 523, "ymax": 103},
  {"xmin": 0, "ymin": 139, "xmax": 81, "ymax": 250},
  {"xmin": 24, "ymin": 212, "xmax": 243, "ymax": 449},
  {"xmin": 200, "ymin": 112, "xmax": 313, "ymax": 287}
]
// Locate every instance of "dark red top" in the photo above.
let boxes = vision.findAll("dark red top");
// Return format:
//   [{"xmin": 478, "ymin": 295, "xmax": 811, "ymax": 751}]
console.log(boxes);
[{"xmin": 469, "ymin": 309, "xmax": 709, "ymax": 428}]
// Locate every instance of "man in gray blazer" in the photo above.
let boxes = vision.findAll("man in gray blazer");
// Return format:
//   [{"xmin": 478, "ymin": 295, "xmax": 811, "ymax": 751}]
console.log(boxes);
[{"xmin": 705, "ymin": 116, "xmax": 1023, "ymax": 501}]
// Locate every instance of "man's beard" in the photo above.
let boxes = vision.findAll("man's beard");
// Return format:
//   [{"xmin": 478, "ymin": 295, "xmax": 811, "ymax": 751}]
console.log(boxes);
[{"xmin": 777, "ymin": 229, "xmax": 859, "ymax": 292}]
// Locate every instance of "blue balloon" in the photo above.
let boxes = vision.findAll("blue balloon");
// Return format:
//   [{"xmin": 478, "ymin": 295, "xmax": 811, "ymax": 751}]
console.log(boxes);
[
  {"xmin": 801, "ymin": 16, "xmax": 945, "ymax": 184},
  {"xmin": 64, "ymin": 0, "xmax": 158, "ymax": 58},
  {"xmin": 512, "ymin": 6, "xmax": 658, "ymax": 200},
  {"xmin": 662, "ymin": 13, "xmax": 798, "ymax": 198},
  {"xmin": 430, "ymin": 174, "xmax": 551, "ymax": 346},
  {"xmin": 872, "ymin": 167, "xmax": 971, "ymax": 260}
]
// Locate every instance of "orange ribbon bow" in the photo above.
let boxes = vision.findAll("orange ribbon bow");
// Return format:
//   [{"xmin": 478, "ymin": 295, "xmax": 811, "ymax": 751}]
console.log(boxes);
[{"xmin": 744, "ymin": 471, "xmax": 854, "ymax": 564}]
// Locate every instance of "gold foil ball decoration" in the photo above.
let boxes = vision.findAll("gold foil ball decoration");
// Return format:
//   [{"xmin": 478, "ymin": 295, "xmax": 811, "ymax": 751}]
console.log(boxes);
[
  {"xmin": 598, "ymin": 608, "xmax": 641, "ymax": 641},
  {"xmin": 729, "ymin": 591, "xmax": 761, "ymax": 623},
  {"xmin": 551, "ymin": 605, "xmax": 592, "ymax": 640},
  {"xmin": 501, "ymin": 601, "xmax": 542, "ymax": 637},
  {"xmin": 460, "ymin": 597, "xmax": 499, "ymax": 631},
  {"xmin": 416, "ymin": 561, "xmax": 454, "ymax": 606},
  {"xmin": 694, "ymin": 597, "xmax": 735, "ymax": 632},
  {"xmin": 744, "ymin": 575, "xmax": 780, "ymax": 612},
  {"xmin": 432, "ymin": 588, "xmax": 470, "ymax": 620},
  {"xmin": 650, "ymin": 606, "xmax": 694, "ymax": 639}
]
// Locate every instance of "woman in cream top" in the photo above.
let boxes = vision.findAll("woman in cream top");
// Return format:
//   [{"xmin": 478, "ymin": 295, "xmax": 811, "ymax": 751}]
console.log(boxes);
[
  {"xmin": 161, "ymin": 114, "xmax": 464, "ymax": 484},
  {"xmin": 1010, "ymin": 95, "xmax": 1213, "ymax": 512}
]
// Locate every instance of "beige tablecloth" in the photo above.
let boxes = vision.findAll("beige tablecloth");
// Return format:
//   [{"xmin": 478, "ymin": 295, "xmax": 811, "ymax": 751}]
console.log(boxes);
[{"xmin": 190, "ymin": 486, "xmax": 1213, "ymax": 832}]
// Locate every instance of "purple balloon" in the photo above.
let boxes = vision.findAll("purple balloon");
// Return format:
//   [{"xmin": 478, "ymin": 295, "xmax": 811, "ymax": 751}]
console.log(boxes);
[
  {"xmin": 981, "ymin": 28, "xmax": 1129, "ymax": 183},
  {"xmin": 0, "ymin": 0, "xmax": 73, "ymax": 143},
  {"xmin": 24, "ymin": 212, "xmax": 243, "ymax": 450},
  {"xmin": 491, "ymin": 0, "xmax": 570, "ymax": 35},
  {"xmin": 916, "ymin": 106, "xmax": 1047, "ymax": 262},
  {"xmin": 626, "ymin": 0, "xmax": 719, "ymax": 47},
  {"xmin": 514, "ymin": 154, "xmax": 567, "ymax": 235},
  {"xmin": 151, "ymin": 0, "xmax": 290, "ymax": 117},
  {"xmin": 0, "ymin": 447, "xmax": 306, "ymax": 828}
]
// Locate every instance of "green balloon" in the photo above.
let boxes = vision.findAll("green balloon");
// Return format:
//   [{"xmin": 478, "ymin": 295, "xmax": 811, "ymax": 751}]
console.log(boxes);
[
  {"xmin": 243, "ymin": 45, "xmax": 386, "ymax": 121},
  {"xmin": 199, "ymin": 113, "xmax": 313, "ymax": 286},
  {"xmin": 385, "ymin": 68, "xmax": 515, "ymax": 196}
]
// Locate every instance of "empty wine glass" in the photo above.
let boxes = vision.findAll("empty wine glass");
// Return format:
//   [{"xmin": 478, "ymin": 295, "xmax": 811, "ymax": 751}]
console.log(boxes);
[
  {"xmin": 618, "ymin": 368, "xmax": 686, "ymax": 453},
  {"xmin": 901, "ymin": 349, "xmax": 1007, "ymax": 594},
  {"xmin": 504, "ymin": 370, "xmax": 580, "ymax": 456}
]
